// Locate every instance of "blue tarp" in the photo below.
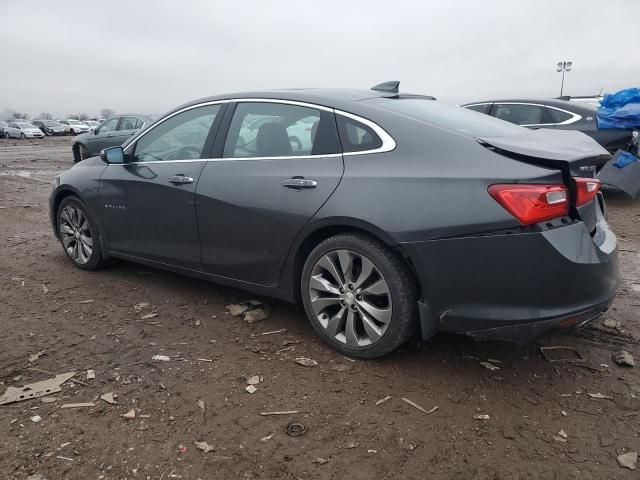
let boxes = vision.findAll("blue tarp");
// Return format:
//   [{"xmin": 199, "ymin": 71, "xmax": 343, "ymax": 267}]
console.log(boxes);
[{"xmin": 597, "ymin": 87, "xmax": 640, "ymax": 130}]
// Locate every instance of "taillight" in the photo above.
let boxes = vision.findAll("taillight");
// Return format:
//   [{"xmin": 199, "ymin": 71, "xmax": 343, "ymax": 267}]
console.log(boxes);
[
  {"xmin": 488, "ymin": 184, "xmax": 569, "ymax": 225},
  {"xmin": 574, "ymin": 177, "xmax": 600, "ymax": 206}
]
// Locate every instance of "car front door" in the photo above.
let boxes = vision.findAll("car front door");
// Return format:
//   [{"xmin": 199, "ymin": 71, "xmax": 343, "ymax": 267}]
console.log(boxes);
[
  {"xmin": 99, "ymin": 103, "xmax": 224, "ymax": 268},
  {"xmin": 196, "ymin": 100, "xmax": 344, "ymax": 286},
  {"xmin": 85, "ymin": 117, "xmax": 120, "ymax": 155}
]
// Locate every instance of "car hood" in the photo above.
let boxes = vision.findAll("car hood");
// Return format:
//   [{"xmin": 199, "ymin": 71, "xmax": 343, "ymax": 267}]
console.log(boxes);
[
  {"xmin": 476, "ymin": 128, "xmax": 609, "ymax": 161},
  {"xmin": 477, "ymin": 128, "xmax": 609, "ymax": 161}
]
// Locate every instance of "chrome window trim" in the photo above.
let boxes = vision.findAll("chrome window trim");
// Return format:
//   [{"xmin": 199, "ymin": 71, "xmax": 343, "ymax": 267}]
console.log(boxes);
[
  {"xmin": 123, "ymin": 98, "xmax": 396, "ymax": 160},
  {"xmin": 491, "ymin": 102, "xmax": 582, "ymax": 127}
]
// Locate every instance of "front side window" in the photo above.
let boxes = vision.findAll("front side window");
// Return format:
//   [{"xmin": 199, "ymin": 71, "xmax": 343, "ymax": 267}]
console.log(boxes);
[
  {"xmin": 118, "ymin": 116, "xmax": 139, "ymax": 131},
  {"xmin": 132, "ymin": 104, "xmax": 220, "ymax": 162},
  {"xmin": 98, "ymin": 117, "xmax": 118, "ymax": 134},
  {"xmin": 223, "ymin": 102, "xmax": 340, "ymax": 158},
  {"xmin": 336, "ymin": 115, "xmax": 383, "ymax": 153},
  {"xmin": 492, "ymin": 104, "xmax": 554, "ymax": 126},
  {"xmin": 464, "ymin": 104, "xmax": 491, "ymax": 114}
]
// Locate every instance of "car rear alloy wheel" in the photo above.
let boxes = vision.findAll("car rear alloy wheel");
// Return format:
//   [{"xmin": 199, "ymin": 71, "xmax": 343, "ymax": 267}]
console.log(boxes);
[
  {"xmin": 57, "ymin": 197, "xmax": 105, "ymax": 270},
  {"xmin": 302, "ymin": 233, "xmax": 417, "ymax": 358}
]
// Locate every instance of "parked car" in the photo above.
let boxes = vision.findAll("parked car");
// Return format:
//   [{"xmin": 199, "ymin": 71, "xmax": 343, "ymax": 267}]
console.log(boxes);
[
  {"xmin": 84, "ymin": 120, "xmax": 100, "ymax": 132},
  {"xmin": 71, "ymin": 114, "xmax": 156, "ymax": 162},
  {"xmin": 461, "ymin": 98, "xmax": 632, "ymax": 156},
  {"xmin": 50, "ymin": 83, "xmax": 619, "ymax": 358},
  {"xmin": 58, "ymin": 119, "xmax": 91, "ymax": 135},
  {"xmin": 0, "ymin": 120, "xmax": 8, "ymax": 136},
  {"xmin": 4, "ymin": 121, "xmax": 45, "ymax": 139},
  {"xmin": 31, "ymin": 119, "xmax": 67, "ymax": 136}
]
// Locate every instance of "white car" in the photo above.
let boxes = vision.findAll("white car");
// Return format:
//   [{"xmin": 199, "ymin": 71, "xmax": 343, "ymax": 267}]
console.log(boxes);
[
  {"xmin": 84, "ymin": 120, "xmax": 100, "ymax": 132},
  {"xmin": 4, "ymin": 122, "xmax": 45, "ymax": 139},
  {"xmin": 58, "ymin": 119, "xmax": 91, "ymax": 135}
]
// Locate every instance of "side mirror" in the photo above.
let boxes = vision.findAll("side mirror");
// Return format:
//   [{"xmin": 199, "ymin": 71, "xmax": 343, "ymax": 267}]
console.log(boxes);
[{"xmin": 100, "ymin": 146, "xmax": 125, "ymax": 164}]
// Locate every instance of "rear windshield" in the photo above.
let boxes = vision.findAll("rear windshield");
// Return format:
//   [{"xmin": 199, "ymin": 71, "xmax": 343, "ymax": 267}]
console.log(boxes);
[{"xmin": 369, "ymin": 98, "xmax": 526, "ymax": 137}]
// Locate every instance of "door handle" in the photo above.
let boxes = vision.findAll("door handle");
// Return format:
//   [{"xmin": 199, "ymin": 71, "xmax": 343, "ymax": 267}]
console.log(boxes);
[
  {"xmin": 168, "ymin": 175, "xmax": 194, "ymax": 185},
  {"xmin": 281, "ymin": 177, "xmax": 318, "ymax": 190}
]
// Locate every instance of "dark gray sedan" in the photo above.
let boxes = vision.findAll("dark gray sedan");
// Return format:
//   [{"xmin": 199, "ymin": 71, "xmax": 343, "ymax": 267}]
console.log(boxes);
[
  {"xmin": 49, "ymin": 84, "xmax": 619, "ymax": 357},
  {"xmin": 71, "ymin": 114, "xmax": 156, "ymax": 162}
]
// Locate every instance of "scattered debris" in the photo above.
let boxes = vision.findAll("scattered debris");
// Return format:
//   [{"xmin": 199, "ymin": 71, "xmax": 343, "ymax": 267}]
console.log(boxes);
[
  {"xmin": 257, "ymin": 328, "xmax": 286, "ymax": 336},
  {"xmin": 587, "ymin": 392, "xmax": 613, "ymax": 400},
  {"xmin": 473, "ymin": 414, "xmax": 490, "ymax": 420},
  {"xmin": 86, "ymin": 369, "xmax": 96, "ymax": 380},
  {"xmin": 294, "ymin": 357, "xmax": 318, "ymax": 367},
  {"xmin": 134, "ymin": 302, "xmax": 150, "ymax": 312},
  {"xmin": 0, "ymin": 372, "xmax": 77, "ymax": 406},
  {"xmin": 312, "ymin": 457, "xmax": 329, "ymax": 465},
  {"xmin": 259, "ymin": 434, "xmax": 274, "ymax": 442},
  {"xmin": 259, "ymin": 410, "xmax": 300, "ymax": 416},
  {"xmin": 197, "ymin": 399, "xmax": 205, "ymax": 412},
  {"xmin": 41, "ymin": 284, "xmax": 49, "ymax": 293},
  {"xmin": 558, "ymin": 429, "xmax": 568, "ymax": 438},
  {"xmin": 503, "ymin": 426, "xmax": 517, "ymax": 439},
  {"xmin": 613, "ymin": 350, "xmax": 635, "ymax": 367},
  {"xmin": 79, "ymin": 299, "xmax": 94, "ymax": 304},
  {"xmin": 329, "ymin": 362, "xmax": 353, "ymax": 372},
  {"xmin": 194, "ymin": 440, "xmax": 215, "ymax": 453},
  {"xmin": 100, "ymin": 392, "xmax": 117, "ymax": 404},
  {"xmin": 401, "ymin": 397, "xmax": 438, "ymax": 414},
  {"xmin": 603, "ymin": 317, "xmax": 622, "ymax": 329},
  {"xmin": 617, "ymin": 451, "xmax": 638, "ymax": 470},
  {"xmin": 121, "ymin": 409, "xmax": 136, "ymax": 420},
  {"xmin": 30, "ymin": 415, "xmax": 42, "ymax": 423},
  {"xmin": 28, "ymin": 350, "xmax": 46, "ymax": 363},
  {"xmin": 286, "ymin": 422, "xmax": 307, "ymax": 437},
  {"xmin": 245, "ymin": 385, "xmax": 257, "ymax": 394},
  {"xmin": 226, "ymin": 300, "xmax": 271, "ymax": 323},
  {"xmin": 41, "ymin": 396, "xmax": 57, "ymax": 404},
  {"xmin": 56, "ymin": 456, "xmax": 73, "ymax": 462},
  {"xmin": 27, "ymin": 475, "xmax": 47, "ymax": 480},
  {"xmin": 561, "ymin": 410, "xmax": 567, "ymax": 416},
  {"xmin": 540, "ymin": 346, "xmax": 585, "ymax": 363},
  {"xmin": 247, "ymin": 375, "xmax": 261, "ymax": 385},
  {"xmin": 376, "ymin": 396, "xmax": 392, "ymax": 406},
  {"xmin": 553, "ymin": 435, "xmax": 568, "ymax": 443},
  {"xmin": 480, "ymin": 361, "xmax": 500, "ymax": 371},
  {"xmin": 196, "ymin": 358, "xmax": 213, "ymax": 363},
  {"xmin": 60, "ymin": 402, "xmax": 95, "ymax": 409},
  {"xmin": 177, "ymin": 445, "xmax": 187, "ymax": 454},
  {"xmin": 276, "ymin": 346, "xmax": 295, "ymax": 355},
  {"xmin": 152, "ymin": 355, "xmax": 171, "ymax": 362},
  {"xmin": 141, "ymin": 312, "xmax": 159, "ymax": 320}
]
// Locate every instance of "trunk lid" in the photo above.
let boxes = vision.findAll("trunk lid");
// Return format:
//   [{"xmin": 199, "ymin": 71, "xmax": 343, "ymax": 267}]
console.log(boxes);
[{"xmin": 477, "ymin": 129, "xmax": 610, "ymax": 233}]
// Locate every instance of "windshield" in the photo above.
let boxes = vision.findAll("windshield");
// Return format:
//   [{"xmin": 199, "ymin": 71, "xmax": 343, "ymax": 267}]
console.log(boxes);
[
  {"xmin": 369, "ymin": 98, "xmax": 527, "ymax": 137},
  {"xmin": 68, "ymin": 120, "xmax": 82, "ymax": 125},
  {"xmin": 17, "ymin": 123, "xmax": 33, "ymax": 128},
  {"xmin": 43, "ymin": 121, "xmax": 59, "ymax": 126}
]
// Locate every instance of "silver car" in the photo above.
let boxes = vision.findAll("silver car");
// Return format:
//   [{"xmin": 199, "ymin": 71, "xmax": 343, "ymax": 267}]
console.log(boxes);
[{"xmin": 4, "ymin": 122, "xmax": 45, "ymax": 139}]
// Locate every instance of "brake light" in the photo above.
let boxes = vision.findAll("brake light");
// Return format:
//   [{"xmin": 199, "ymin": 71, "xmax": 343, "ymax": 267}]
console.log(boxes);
[
  {"xmin": 574, "ymin": 177, "xmax": 600, "ymax": 206},
  {"xmin": 488, "ymin": 184, "xmax": 569, "ymax": 225}
]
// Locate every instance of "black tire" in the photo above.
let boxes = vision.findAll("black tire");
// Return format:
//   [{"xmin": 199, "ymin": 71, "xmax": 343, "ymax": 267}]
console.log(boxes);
[
  {"xmin": 70, "ymin": 128, "xmax": 75, "ymax": 135},
  {"xmin": 79, "ymin": 144, "xmax": 90, "ymax": 160},
  {"xmin": 56, "ymin": 196, "xmax": 106, "ymax": 271},
  {"xmin": 4, "ymin": 132, "xmax": 9, "ymax": 139},
  {"xmin": 301, "ymin": 233, "xmax": 417, "ymax": 358},
  {"xmin": 72, "ymin": 145, "xmax": 81, "ymax": 163},
  {"xmin": 20, "ymin": 133, "xmax": 25, "ymax": 139}
]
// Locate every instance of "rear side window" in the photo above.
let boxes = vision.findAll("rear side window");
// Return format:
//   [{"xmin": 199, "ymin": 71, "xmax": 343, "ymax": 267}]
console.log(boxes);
[
  {"xmin": 548, "ymin": 108, "xmax": 573, "ymax": 123},
  {"xmin": 223, "ymin": 102, "xmax": 340, "ymax": 158},
  {"xmin": 118, "ymin": 116, "xmax": 139, "ymax": 131},
  {"xmin": 464, "ymin": 104, "xmax": 491, "ymax": 114},
  {"xmin": 492, "ymin": 104, "xmax": 554, "ymax": 125},
  {"xmin": 336, "ymin": 115, "xmax": 382, "ymax": 153}
]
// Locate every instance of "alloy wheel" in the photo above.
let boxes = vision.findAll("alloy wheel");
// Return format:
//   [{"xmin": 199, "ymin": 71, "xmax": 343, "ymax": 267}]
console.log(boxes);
[
  {"xmin": 58, "ymin": 205, "xmax": 93, "ymax": 264},
  {"xmin": 308, "ymin": 249, "xmax": 392, "ymax": 347}
]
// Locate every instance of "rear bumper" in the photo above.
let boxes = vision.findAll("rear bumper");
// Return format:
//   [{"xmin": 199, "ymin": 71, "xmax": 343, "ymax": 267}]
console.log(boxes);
[{"xmin": 402, "ymin": 212, "xmax": 619, "ymax": 343}]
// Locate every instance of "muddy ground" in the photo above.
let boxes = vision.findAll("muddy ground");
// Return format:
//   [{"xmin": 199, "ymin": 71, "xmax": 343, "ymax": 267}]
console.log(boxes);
[{"xmin": 0, "ymin": 136, "xmax": 639, "ymax": 480}]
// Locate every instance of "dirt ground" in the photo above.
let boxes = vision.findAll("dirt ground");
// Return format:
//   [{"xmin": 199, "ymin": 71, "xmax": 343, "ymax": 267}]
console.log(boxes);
[{"xmin": 0, "ymin": 136, "xmax": 639, "ymax": 480}]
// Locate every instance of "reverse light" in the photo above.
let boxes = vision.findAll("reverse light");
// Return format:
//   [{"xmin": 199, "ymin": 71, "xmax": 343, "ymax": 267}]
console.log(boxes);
[
  {"xmin": 488, "ymin": 184, "xmax": 569, "ymax": 225},
  {"xmin": 574, "ymin": 177, "xmax": 601, "ymax": 206}
]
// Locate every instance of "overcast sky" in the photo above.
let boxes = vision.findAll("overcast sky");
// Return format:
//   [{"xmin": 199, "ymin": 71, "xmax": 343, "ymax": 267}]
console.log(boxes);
[{"xmin": 1, "ymin": 0, "xmax": 638, "ymax": 118}]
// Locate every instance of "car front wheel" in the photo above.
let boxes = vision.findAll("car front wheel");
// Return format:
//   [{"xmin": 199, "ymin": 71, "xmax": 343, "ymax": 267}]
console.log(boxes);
[
  {"xmin": 57, "ymin": 197, "xmax": 106, "ymax": 270},
  {"xmin": 301, "ymin": 233, "xmax": 417, "ymax": 358}
]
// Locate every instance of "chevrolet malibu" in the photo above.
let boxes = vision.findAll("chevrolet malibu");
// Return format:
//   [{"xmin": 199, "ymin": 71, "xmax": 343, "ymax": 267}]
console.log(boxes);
[{"xmin": 49, "ymin": 83, "xmax": 619, "ymax": 358}]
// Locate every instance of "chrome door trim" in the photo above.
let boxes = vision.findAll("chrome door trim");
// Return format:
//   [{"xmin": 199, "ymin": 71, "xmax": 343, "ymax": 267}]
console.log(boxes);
[{"xmin": 123, "ymin": 97, "xmax": 397, "ymax": 160}]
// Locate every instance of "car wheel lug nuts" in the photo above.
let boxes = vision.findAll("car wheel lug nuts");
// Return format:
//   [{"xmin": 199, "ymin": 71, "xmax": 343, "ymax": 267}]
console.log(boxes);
[{"xmin": 348, "ymin": 283, "xmax": 354, "ymax": 291}]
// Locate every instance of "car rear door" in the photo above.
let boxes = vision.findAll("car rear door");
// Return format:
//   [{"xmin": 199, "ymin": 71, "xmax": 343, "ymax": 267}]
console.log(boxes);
[
  {"xmin": 491, "ymin": 103, "xmax": 556, "ymax": 129},
  {"xmin": 99, "ymin": 103, "xmax": 224, "ymax": 269},
  {"xmin": 196, "ymin": 100, "xmax": 344, "ymax": 286}
]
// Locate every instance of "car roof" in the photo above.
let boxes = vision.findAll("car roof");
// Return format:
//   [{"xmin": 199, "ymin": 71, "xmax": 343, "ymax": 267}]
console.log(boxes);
[{"xmin": 462, "ymin": 98, "xmax": 596, "ymax": 113}]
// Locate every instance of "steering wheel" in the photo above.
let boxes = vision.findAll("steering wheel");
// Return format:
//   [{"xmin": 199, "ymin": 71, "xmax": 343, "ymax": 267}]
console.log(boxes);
[{"xmin": 164, "ymin": 146, "xmax": 201, "ymax": 161}]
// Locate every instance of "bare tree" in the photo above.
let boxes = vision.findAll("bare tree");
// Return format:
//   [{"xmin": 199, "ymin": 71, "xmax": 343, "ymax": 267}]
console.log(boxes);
[
  {"xmin": 38, "ymin": 112, "xmax": 53, "ymax": 120},
  {"xmin": 77, "ymin": 113, "xmax": 89, "ymax": 121},
  {"xmin": 67, "ymin": 114, "xmax": 80, "ymax": 120},
  {"xmin": 100, "ymin": 108, "xmax": 115, "ymax": 119}
]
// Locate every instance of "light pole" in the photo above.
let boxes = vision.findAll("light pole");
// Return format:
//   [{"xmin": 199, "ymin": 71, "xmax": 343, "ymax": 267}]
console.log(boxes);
[{"xmin": 556, "ymin": 61, "xmax": 573, "ymax": 96}]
